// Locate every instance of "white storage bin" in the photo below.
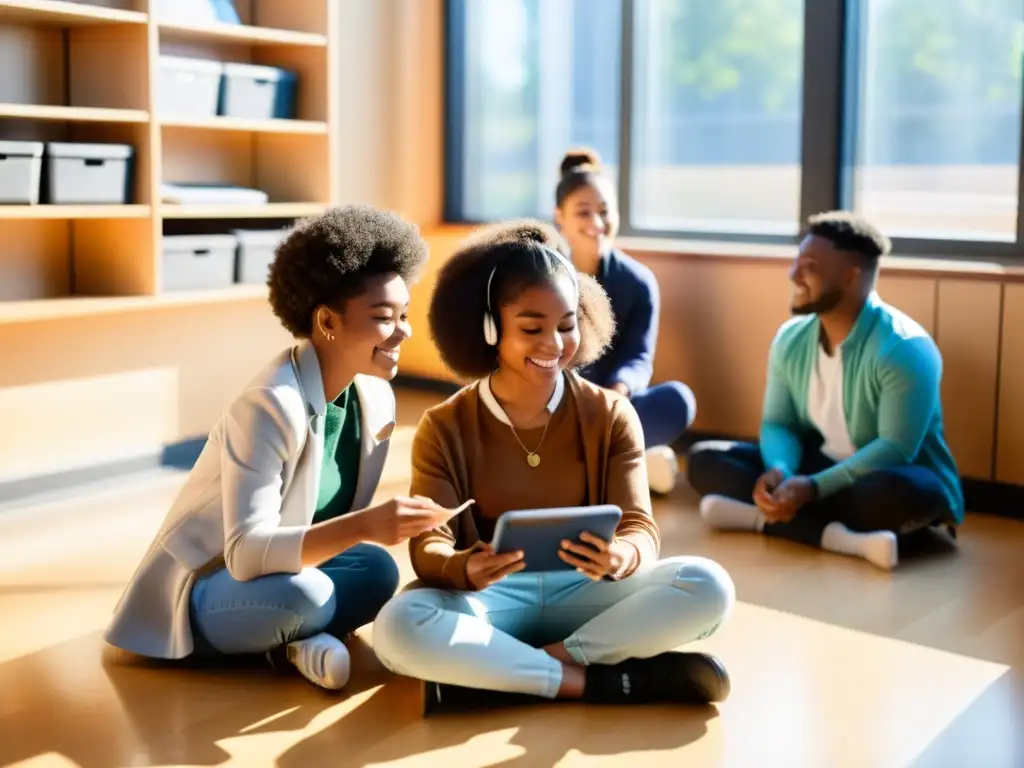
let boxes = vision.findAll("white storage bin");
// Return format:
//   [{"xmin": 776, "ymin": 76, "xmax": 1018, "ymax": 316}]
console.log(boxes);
[
  {"xmin": 158, "ymin": 56, "xmax": 224, "ymax": 118},
  {"xmin": 233, "ymin": 228, "xmax": 288, "ymax": 285},
  {"xmin": 43, "ymin": 143, "xmax": 133, "ymax": 204},
  {"xmin": 0, "ymin": 141, "xmax": 43, "ymax": 204},
  {"xmin": 161, "ymin": 234, "xmax": 238, "ymax": 292},
  {"xmin": 221, "ymin": 62, "xmax": 298, "ymax": 120}
]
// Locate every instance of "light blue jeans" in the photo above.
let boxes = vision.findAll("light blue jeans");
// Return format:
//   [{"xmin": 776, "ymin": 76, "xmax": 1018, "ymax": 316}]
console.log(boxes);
[
  {"xmin": 372, "ymin": 556, "xmax": 734, "ymax": 698},
  {"xmin": 189, "ymin": 543, "xmax": 400, "ymax": 656}
]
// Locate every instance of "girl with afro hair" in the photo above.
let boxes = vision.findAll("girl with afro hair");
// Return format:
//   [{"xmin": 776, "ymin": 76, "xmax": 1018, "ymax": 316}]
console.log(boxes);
[
  {"xmin": 372, "ymin": 219, "xmax": 735, "ymax": 714},
  {"xmin": 106, "ymin": 206, "xmax": 459, "ymax": 693}
]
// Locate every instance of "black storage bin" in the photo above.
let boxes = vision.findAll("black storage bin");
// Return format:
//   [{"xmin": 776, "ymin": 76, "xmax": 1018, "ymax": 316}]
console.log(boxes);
[
  {"xmin": 162, "ymin": 234, "xmax": 238, "ymax": 292},
  {"xmin": 43, "ymin": 143, "xmax": 134, "ymax": 205},
  {"xmin": 220, "ymin": 62, "xmax": 298, "ymax": 120},
  {"xmin": 233, "ymin": 228, "xmax": 287, "ymax": 285},
  {"xmin": 158, "ymin": 55, "xmax": 224, "ymax": 118},
  {"xmin": 0, "ymin": 141, "xmax": 44, "ymax": 204}
]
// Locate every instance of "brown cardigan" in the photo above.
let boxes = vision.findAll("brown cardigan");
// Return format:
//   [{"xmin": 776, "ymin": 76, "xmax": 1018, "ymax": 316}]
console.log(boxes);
[{"xmin": 408, "ymin": 371, "xmax": 660, "ymax": 590}]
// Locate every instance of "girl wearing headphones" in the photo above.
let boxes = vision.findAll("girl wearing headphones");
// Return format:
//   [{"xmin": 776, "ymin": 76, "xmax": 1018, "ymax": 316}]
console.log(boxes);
[{"xmin": 372, "ymin": 220, "xmax": 734, "ymax": 714}]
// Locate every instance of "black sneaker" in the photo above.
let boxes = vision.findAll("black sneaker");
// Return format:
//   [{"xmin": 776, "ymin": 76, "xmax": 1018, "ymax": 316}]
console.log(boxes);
[{"xmin": 583, "ymin": 652, "xmax": 730, "ymax": 706}]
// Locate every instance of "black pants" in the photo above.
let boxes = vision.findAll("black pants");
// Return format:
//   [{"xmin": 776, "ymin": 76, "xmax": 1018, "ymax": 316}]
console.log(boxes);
[{"xmin": 686, "ymin": 440, "xmax": 955, "ymax": 548}]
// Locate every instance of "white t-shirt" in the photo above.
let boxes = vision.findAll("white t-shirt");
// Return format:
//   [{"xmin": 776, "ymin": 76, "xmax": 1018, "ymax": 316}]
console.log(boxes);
[{"xmin": 807, "ymin": 344, "xmax": 857, "ymax": 462}]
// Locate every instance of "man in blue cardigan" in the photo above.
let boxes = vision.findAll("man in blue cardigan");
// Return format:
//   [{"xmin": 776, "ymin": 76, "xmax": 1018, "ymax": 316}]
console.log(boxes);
[{"xmin": 687, "ymin": 211, "xmax": 963, "ymax": 570}]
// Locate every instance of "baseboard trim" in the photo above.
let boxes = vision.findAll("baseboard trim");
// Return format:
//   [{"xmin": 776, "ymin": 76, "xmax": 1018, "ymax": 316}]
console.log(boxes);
[{"xmin": 682, "ymin": 430, "xmax": 1023, "ymax": 523}]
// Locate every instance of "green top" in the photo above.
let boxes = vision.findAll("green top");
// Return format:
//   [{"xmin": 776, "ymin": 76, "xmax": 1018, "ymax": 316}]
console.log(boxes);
[
  {"xmin": 313, "ymin": 384, "xmax": 362, "ymax": 524},
  {"xmin": 761, "ymin": 291, "xmax": 964, "ymax": 522}
]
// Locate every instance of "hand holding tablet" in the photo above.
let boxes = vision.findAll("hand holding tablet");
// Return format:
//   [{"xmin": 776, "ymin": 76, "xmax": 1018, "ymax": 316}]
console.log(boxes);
[
  {"xmin": 557, "ymin": 531, "xmax": 636, "ymax": 581},
  {"xmin": 489, "ymin": 505, "xmax": 623, "ymax": 576},
  {"xmin": 465, "ymin": 544, "xmax": 526, "ymax": 590}
]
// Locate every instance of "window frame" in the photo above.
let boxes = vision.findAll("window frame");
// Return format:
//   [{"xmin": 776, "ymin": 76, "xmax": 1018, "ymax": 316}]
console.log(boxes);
[{"xmin": 444, "ymin": 0, "xmax": 1024, "ymax": 258}]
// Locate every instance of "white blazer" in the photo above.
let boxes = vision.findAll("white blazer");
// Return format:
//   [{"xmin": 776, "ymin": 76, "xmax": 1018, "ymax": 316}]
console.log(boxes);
[{"xmin": 105, "ymin": 340, "xmax": 396, "ymax": 659}]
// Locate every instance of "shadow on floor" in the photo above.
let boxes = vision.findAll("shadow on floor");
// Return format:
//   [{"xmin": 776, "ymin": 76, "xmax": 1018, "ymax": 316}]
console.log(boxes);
[
  {"xmin": 0, "ymin": 631, "xmax": 363, "ymax": 768},
  {"xmin": 277, "ymin": 677, "xmax": 718, "ymax": 768},
  {"xmin": 0, "ymin": 626, "xmax": 718, "ymax": 768}
]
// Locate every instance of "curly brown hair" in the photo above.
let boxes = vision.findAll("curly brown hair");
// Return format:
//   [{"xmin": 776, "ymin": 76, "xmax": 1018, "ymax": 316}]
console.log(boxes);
[
  {"xmin": 428, "ymin": 219, "xmax": 615, "ymax": 379},
  {"xmin": 267, "ymin": 205, "xmax": 428, "ymax": 338}
]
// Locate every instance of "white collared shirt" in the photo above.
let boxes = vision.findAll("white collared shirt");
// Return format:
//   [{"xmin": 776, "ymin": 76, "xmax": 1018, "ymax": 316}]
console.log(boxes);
[{"xmin": 479, "ymin": 372, "xmax": 565, "ymax": 426}]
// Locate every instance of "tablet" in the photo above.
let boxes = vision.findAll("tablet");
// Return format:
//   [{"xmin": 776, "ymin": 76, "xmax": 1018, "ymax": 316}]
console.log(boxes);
[{"xmin": 490, "ymin": 505, "xmax": 623, "ymax": 573}]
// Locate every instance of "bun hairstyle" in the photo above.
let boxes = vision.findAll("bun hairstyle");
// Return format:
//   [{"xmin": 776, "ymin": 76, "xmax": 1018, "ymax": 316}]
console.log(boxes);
[
  {"xmin": 560, "ymin": 147, "xmax": 601, "ymax": 177},
  {"xmin": 555, "ymin": 147, "xmax": 605, "ymax": 208}
]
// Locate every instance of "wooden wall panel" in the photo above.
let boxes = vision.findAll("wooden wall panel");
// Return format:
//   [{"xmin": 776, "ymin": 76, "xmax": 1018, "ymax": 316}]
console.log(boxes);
[
  {"xmin": 935, "ymin": 281, "xmax": 1002, "ymax": 480},
  {"xmin": 399, "ymin": 227, "xmax": 473, "ymax": 383},
  {"xmin": 0, "ymin": 300, "xmax": 292, "ymax": 481},
  {"xmin": 333, "ymin": 0, "xmax": 443, "ymax": 226},
  {"xmin": 996, "ymin": 284, "xmax": 1024, "ymax": 485},
  {"xmin": 876, "ymin": 275, "xmax": 937, "ymax": 336},
  {"xmin": 640, "ymin": 254, "xmax": 791, "ymax": 438}
]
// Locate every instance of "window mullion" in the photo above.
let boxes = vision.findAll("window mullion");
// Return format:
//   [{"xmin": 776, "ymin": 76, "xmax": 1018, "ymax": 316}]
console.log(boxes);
[
  {"xmin": 799, "ymin": 0, "xmax": 847, "ymax": 227},
  {"xmin": 617, "ymin": 0, "xmax": 635, "ymax": 234}
]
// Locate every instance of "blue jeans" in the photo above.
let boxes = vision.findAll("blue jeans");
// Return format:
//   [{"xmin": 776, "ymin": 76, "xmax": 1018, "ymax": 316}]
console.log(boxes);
[
  {"xmin": 189, "ymin": 543, "xmax": 400, "ymax": 656},
  {"xmin": 372, "ymin": 556, "xmax": 734, "ymax": 698},
  {"xmin": 630, "ymin": 381, "xmax": 697, "ymax": 448}
]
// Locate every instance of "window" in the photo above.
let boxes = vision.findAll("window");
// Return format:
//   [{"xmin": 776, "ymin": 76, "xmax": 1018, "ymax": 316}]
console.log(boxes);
[
  {"xmin": 446, "ymin": 0, "xmax": 621, "ymax": 222},
  {"xmin": 629, "ymin": 0, "xmax": 805, "ymax": 235},
  {"xmin": 445, "ymin": 0, "xmax": 1024, "ymax": 253},
  {"xmin": 845, "ymin": 0, "xmax": 1024, "ymax": 241}
]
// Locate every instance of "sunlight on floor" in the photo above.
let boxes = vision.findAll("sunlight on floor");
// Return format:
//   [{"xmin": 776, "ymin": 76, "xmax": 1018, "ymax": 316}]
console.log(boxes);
[{"xmin": 0, "ymin": 422, "xmax": 1020, "ymax": 768}]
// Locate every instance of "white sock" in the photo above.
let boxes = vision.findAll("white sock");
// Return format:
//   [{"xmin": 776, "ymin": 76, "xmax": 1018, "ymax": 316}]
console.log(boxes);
[
  {"xmin": 820, "ymin": 522, "xmax": 898, "ymax": 570},
  {"xmin": 645, "ymin": 446, "xmax": 678, "ymax": 495},
  {"xmin": 699, "ymin": 494, "xmax": 765, "ymax": 532}
]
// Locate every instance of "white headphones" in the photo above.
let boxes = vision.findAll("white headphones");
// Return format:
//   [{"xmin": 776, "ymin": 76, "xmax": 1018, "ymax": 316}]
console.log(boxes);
[{"xmin": 482, "ymin": 245, "xmax": 579, "ymax": 347}]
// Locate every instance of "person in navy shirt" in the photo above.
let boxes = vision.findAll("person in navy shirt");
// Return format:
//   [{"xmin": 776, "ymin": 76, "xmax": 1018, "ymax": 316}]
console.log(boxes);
[{"xmin": 554, "ymin": 148, "xmax": 697, "ymax": 494}]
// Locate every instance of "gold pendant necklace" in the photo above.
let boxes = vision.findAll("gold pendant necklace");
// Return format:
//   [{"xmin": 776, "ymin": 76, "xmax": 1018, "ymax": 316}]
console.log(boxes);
[{"xmin": 509, "ymin": 419, "xmax": 550, "ymax": 468}]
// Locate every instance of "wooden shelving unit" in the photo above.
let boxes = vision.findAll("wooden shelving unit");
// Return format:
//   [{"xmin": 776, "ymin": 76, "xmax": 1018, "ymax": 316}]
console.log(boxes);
[
  {"xmin": 158, "ymin": 19, "xmax": 327, "ymax": 47},
  {"xmin": 0, "ymin": 0, "xmax": 337, "ymax": 321},
  {"xmin": 0, "ymin": 0, "xmax": 146, "ymax": 26}
]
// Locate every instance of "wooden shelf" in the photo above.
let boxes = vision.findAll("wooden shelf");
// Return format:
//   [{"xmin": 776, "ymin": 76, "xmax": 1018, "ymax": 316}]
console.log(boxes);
[
  {"xmin": 0, "ymin": 285, "xmax": 269, "ymax": 325},
  {"xmin": 160, "ymin": 116, "xmax": 328, "ymax": 134},
  {"xmin": 0, "ymin": 0, "xmax": 335, "ymax": 322},
  {"xmin": 0, "ymin": 103, "xmax": 148, "ymax": 123},
  {"xmin": 160, "ymin": 203, "xmax": 326, "ymax": 219},
  {"xmin": 157, "ymin": 20, "xmax": 327, "ymax": 47},
  {"xmin": 0, "ymin": 0, "xmax": 146, "ymax": 26},
  {"xmin": 0, "ymin": 205, "xmax": 150, "ymax": 219}
]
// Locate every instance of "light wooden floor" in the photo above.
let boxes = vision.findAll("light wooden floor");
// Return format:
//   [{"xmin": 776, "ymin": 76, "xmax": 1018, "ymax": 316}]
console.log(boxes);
[{"xmin": 1, "ymin": 389, "xmax": 1021, "ymax": 768}]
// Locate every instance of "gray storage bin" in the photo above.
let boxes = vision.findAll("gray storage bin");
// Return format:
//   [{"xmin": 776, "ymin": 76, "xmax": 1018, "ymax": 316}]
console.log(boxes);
[
  {"xmin": 0, "ymin": 141, "xmax": 43, "ymax": 204},
  {"xmin": 161, "ymin": 234, "xmax": 238, "ymax": 292},
  {"xmin": 158, "ymin": 55, "xmax": 224, "ymax": 118},
  {"xmin": 43, "ymin": 142, "xmax": 134, "ymax": 204},
  {"xmin": 233, "ymin": 228, "xmax": 287, "ymax": 285},
  {"xmin": 220, "ymin": 62, "xmax": 298, "ymax": 120}
]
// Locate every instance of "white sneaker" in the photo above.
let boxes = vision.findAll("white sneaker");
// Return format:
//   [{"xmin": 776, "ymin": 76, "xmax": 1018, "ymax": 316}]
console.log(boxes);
[
  {"xmin": 646, "ymin": 446, "xmax": 678, "ymax": 495},
  {"xmin": 282, "ymin": 632, "xmax": 351, "ymax": 691}
]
